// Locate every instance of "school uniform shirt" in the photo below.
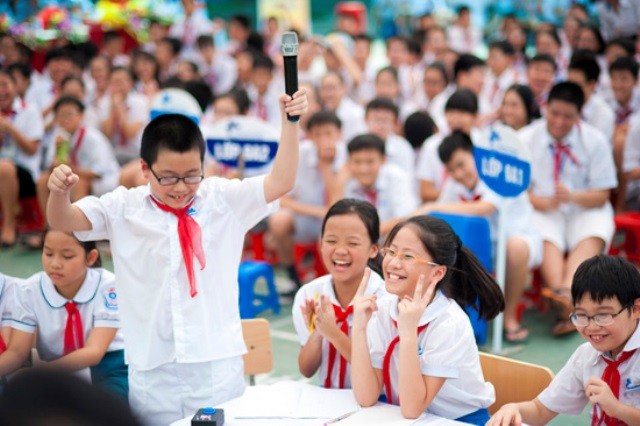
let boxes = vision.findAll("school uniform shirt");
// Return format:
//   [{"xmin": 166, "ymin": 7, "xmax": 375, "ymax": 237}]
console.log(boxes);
[
  {"xmin": 582, "ymin": 94, "xmax": 615, "ymax": 143},
  {"xmin": 169, "ymin": 13, "xmax": 213, "ymax": 60},
  {"xmin": 291, "ymin": 272, "xmax": 387, "ymax": 388},
  {"xmin": 520, "ymin": 119, "xmax": 617, "ymax": 214},
  {"xmin": 437, "ymin": 178, "xmax": 543, "ymax": 268},
  {"xmin": 623, "ymin": 114, "xmax": 640, "ymax": 196},
  {"xmin": 44, "ymin": 126, "xmax": 120, "ymax": 196},
  {"xmin": 597, "ymin": 0, "xmax": 640, "ymax": 42},
  {"xmin": 446, "ymin": 25, "xmax": 483, "ymax": 54},
  {"xmin": 97, "ymin": 92, "xmax": 149, "ymax": 163},
  {"xmin": 605, "ymin": 89, "xmax": 640, "ymax": 126},
  {"xmin": 24, "ymin": 77, "xmax": 56, "ymax": 113},
  {"xmin": 385, "ymin": 134, "xmax": 416, "ymax": 180},
  {"xmin": 335, "ymin": 97, "xmax": 367, "ymax": 143},
  {"xmin": 343, "ymin": 163, "xmax": 418, "ymax": 223},
  {"xmin": 247, "ymin": 82, "xmax": 283, "ymax": 131},
  {"xmin": 481, "ymin": 68, "xmax": 523, "ymax": 114},
  {"xmin": 0, "ymin": 97, "xmax": 45, "ymax": 181},
  {"xmin": 197, "ymin": 52, "xmax": 237, "ymax": 96},
  {"xmin": 538, "ymin": 324, "xmax": 640, "ymax": 416},
  {"xmin": 0, "ymin": 274, "xmax": 15, "ymax": 330},
  {"xmin": 368, "ymin": 291, "xmax": 495, "ymax": 419},
  {"xmin": 399, "ymin": 63, "xmax": 426, "ymax": 106},
  {"xmin": 74, "ymin": 175, "xmax": 277, "ymax": 371},
  {"xmin": 8, "ymin": 268, "xmax": 124, "ymax": 362}
]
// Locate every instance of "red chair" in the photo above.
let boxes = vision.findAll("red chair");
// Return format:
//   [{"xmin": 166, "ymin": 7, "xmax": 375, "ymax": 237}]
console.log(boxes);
[
  {"xmin": 244, "ymin": 230, "xmax": 279, "ymax": 264},
  {"xmin": 608, "ymin": 212, "xmax": 640, "ymax": 264},
  {"xmin": 517, "ymin": 269, "xmax": 547, "ymax": 323},
  {"xmin": 0, "ymin": 197, "xmax": 44, "ymax": 234},
  {"xmin": 293, "ymin": 242, "xmax": 327, "ymax": 284}
]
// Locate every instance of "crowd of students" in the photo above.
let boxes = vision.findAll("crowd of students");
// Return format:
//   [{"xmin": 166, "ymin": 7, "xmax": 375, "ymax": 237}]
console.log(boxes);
[{"xmin": 0, "ymin": 0, "xmax": 639, "ymax": 425}]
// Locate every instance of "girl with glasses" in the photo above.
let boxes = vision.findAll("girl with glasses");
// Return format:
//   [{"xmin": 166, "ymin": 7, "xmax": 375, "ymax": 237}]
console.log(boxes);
[{"xmin": 351, "ymin": 215, "xmax": 504, "ymax": 425}]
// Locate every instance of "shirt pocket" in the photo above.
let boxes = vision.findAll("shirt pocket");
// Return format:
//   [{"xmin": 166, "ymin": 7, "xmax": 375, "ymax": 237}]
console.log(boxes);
[{"xmin": 622, "ymin": 372, "xmax": 640, "ymax": 408}]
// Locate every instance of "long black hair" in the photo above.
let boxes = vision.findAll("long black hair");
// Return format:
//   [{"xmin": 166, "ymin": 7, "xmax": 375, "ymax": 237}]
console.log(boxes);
[{"xmin": 384, "ymin": 216, "xmax": 504, "ymax": 320}]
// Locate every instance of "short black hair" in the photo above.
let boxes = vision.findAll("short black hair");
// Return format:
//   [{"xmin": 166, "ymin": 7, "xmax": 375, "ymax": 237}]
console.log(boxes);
[
  {"xmin": 7, "ymin": 62, "xmax": 30, "ymax": 80},
  {"xmin": 438, "ymin": 130, "xmax": 473, "ymax": 164},
  {"xmin": 347, "ymin": 134, "xmax": 386, "ymax": 156},
  {"xmin": 44, "ymin": 47, "xmax": 73, "ymax": 65},
  {"xmin": 54, "ymin": 95, "xmax": 85, "ymax": 114},
  {"xmin": 230, "ymin": 15, "xmax": 251, "ymax": 30},
  {"xmin": 196, "ymin": 34, "xmax": 214, "ymax": 49},
  {"xmin": 528, "ymin": 53, "xmax": 558, "ymax": 72},
  {"xmin": 103, "ymin": 30, "xmax": 123, "ymax": 44},
  {"xmin": 606, "ymin": 37, "xmax": 635, "ymax": 57},
  {"xmin": 425, "ymin": 62, "xmax": 449, "ymax": 86},
  {"xmin": 609, "ymin": 57, "xmax": 639, "ymax": 80},
  {"xmin": 572, "ymin": 255, "xmax": 640, "ymax": 309},
  {"xmin": 445, "ymin": 88, "xmax": 478, "ymax": 114},
  {"xmin": 306, "ymin": 110, "xmax": 342, "ymax": 131},
  {"xmin": 160, "ymin": 37, "xmax": 182, "ymax": 56},
  {"xmin": 569, "ymin": 51, "xmax": 600, "ymax": 83},
  {"xmin": 453, "ymin": 54, "xmax": 485, "ymax": 81},
  {"xmin": 403, "ymin": 111, "xmax": 437, "ymax": 149},
  {"xmin": 354, "ymin": 34, "xmax": 372, "ymax": 44},
  {"xmin": 536, "ymin": 28, "xmax": 561, "ymax": 47},
  {"xmin": 376, "ymin": 66, "xmax": 398, "ymax": 83},
  {"xmin": 365, "ymin": 97, "xmax": 399, "ymax": 120},
  {"xmin": 215, "ymin": 88, "xmax": 251, "ymax": 115},
  {"xmin": 252, "ymin": 54, "xmax": 274, "ymax": 72},
  {"xmin": 61, "ymin": 75, "xmax": 86, "ymax": 91},
  {"xmin": 489, "ymin": 40, "xmax": 515, "ymax": 56},
  {"xmin": 579, "ymin": 23, "xmax": 605, "ymax": 54},
  {"xmin": 547, "ymin": 81, "xmax": 585, "ymax": 111},
  {"xmin": 140, "ymin": 114, "xmax": 205, "ymax": 166}
]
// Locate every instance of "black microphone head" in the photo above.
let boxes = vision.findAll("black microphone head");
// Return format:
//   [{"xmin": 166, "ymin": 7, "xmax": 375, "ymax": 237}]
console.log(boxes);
[{"xmin": 281, "ymin": 32, "xmax": 298, "ymax": 57}]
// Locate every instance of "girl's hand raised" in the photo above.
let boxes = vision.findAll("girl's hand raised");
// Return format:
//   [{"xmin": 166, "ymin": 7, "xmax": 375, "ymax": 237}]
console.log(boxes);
[
  {"xmin": 397, "ymin": 275, "xmax": 437, "ymax": 335},
  {"xmin": 352, "ymin": 268, "xmax": 377, "ymax": 332},
  {"xmin": 300, "ymin": 297, "xmax": 317, "ymax": 331}
]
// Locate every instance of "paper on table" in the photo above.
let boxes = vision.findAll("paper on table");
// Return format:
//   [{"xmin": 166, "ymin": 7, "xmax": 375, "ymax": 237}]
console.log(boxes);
[
  {"xmin": 328, "ymin": 404, "xmax": 423, "ymax": 425},
  {"xmin": 236, "ymin": 381, "xmax": 361, "ymax": 419}
]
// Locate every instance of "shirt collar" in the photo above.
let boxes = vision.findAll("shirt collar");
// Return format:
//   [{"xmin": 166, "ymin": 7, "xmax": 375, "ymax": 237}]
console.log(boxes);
[
  {"xmin": 546, "ymin": 124, "xmax": 578, "ymax": 147},
  {"xmin": 40, "ymin": 268, "xmax": 101, "ymax": 308},
  {"xmin": 390, "ymin": 289, "xmax": 450, "ymax": 326}
]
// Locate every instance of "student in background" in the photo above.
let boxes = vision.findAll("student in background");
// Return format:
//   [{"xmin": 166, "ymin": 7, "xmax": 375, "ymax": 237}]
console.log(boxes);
[
  {"xmin": 351, "ymin": 216, "xmax": 504, "ymax": 424},
  {"xmin": 488, "ymin": 255, "xmax": 640, "ymax": 426},
  {"xmin": 481, "ymin": 41, "xmax": 522, "ymax": 116},
  {"xmin": 417, "ymin": 131, "xmax": 542, "ymax": 343},
  {"xmin": 268, "ymin": 111, "xmax": 347, "ymax": 290},
  {"xmin": 340, "ymin": 134, "xmax": 418, "ymax": 236},
  {"xmin": 247, "ymin": 54, "xmax": 281, "ymax": 130},
  {"xmin": 0, "ymin": 69, "xmax": 45, "ymax": 248},
  {"xmin": 520, "ymin": 82, "xmax": 617, "ymax": 336},
  {"xmin": 293, "ymin": 199, "xmax": 386, "ymax": 388},
  {"xmin": 45, "ymin": 89, "xmax": 307, "ymax": 425},
  {"xmin": 526, "ymin": 54, "xmax": 557, "ymax": 115},
  {"xmin": 499, "ymin": 84, "xmax": 541, "ymax": 132},
  {"xmin": 0, "ymin": 229, "xmax": 127, "ymax": 398}
]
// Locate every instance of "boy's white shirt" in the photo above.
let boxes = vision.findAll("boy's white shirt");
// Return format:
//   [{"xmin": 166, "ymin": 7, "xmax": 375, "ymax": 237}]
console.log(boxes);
[
  {"xmin": 336, "ymin": 97, "xmax": 367, "ymax": 143},
  {"xmin": 291, "ymin": 271, "xmax": 387, "ymax": 388},
  {"xmin": 582, "ymin": 93, "xmax": 615, "ymax": 142},
  {"xmin": 385, "ymin": 133, "xmax": 416, "ymax": 180},
  {"xmin": 73, "ymin": 175, "xmax": 277, "ymax": 371},
  {"xmin": 8, "ymin": 268, "xmax": 124, "ymax": 361},
  {"xmin": 538, "ymin": 322, "xmax": 640, "ymax": 415},
  {"xmin": 368, "ymin": 290, "xmax": 495, "ymax": 419},
  {"xmin": 97, "ymin": 91, "xmax": 149, "ymax": 159}
]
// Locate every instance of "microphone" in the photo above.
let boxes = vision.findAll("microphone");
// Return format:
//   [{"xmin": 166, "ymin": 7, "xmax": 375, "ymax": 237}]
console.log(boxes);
[{"xmin": 281, "ymin": 32, "xmax": 299, "ymax": 123}]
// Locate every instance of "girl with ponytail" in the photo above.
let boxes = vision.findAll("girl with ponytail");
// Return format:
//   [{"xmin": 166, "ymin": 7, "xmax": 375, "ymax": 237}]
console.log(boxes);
[{"xmin": 351, "ymin": 215, "xmax": 504, "ymax": 425}]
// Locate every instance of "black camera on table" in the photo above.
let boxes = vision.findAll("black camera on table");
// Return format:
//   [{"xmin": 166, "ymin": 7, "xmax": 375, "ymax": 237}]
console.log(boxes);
[{"xmin": 191, "ymin": 407, "xmax": 224, "ymax": 426}]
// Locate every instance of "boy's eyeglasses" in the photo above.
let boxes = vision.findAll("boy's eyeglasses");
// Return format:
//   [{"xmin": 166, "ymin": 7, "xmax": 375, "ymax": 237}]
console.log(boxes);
[
  {"xmin": 380, "ymin": 247, "xmax": 440, "ymax": 267},
  {"xmin": 149, "ymin": 168, "xmax": 204, "ymax": 186},
  {"xmin": 569, "ymin": 305, "xmax": 630, "ymax": 327}
]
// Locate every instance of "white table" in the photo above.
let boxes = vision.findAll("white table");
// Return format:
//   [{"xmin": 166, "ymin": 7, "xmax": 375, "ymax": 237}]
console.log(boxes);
[{"xmin": 170, "ymin": 382, "xmax": 468, "ymax": 426}]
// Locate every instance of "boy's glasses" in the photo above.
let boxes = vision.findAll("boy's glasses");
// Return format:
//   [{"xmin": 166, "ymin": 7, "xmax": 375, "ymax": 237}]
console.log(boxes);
[
  {"xmin": 149, "ymin": 167, "xmax": 204, "ymax": 186},
  {"xmin": 381, "ymin": 247, "xmax": 440, "ymax": 267},
  {"xmin": 569, "ymin": 305, "xmax": 630, "ymax": 327}
]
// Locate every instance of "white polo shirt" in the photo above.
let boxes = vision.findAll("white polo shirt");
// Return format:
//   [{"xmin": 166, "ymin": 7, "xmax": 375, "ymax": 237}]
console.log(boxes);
[
  {"xmin": 97, "ymin": 92, "xmax": 149, "ymax": 162},
  {"xmin": 368, "ymin": 291, "xmax": 495, "ymax": 419},
  {"xmin": 343, "ymin": 163, "xmax": 418, "ymax": 223},
  {"xmin": 582, "ymin": 94, "xmax": 615, "ymax": 143},
  {"xmin": 519, "ymin": 120, "xmax": 617, "ymax": 211},
  {"xmin": 9, "ymin": 268, "xmax": 124, "ymax": 362},
  {"xmin": 538, "ymin": 323, "xmax": 640, "ymax": 415},
  {"xmin": 74, "ymin": 175, "xmax": 276, "ymax": 371},
  {"xmin": 292, "ymin": 271, "xmax": 387, "ymax": 388},
  {"xmin": 44, "ymin": 126, "xmax": 120, "ymax": 196},
  {"xmin": 0, "ymin": 97, "xmax": 45, "ymax": 180}
]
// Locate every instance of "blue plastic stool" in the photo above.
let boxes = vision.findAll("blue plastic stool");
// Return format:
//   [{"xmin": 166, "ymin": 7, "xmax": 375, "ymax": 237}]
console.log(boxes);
[
  {"xmin": 238, "ymin": 261, "xmax": 281, "ymax": 319},
  {"xmin": 430, "ymin": 212, "xmax": 493, "ymax": 345}
]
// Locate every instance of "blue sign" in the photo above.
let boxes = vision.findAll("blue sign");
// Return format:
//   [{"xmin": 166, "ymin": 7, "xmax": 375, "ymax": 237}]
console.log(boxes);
[
  {"xmin": 474, "ymin": 126, "xmax": 531, "ymax": 198},
  {"xmin": 203, "ymin": 117, "xmax": 279, "ymax": 171}
]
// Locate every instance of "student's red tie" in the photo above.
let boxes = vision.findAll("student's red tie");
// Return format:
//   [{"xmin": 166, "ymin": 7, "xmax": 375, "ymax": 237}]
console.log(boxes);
[
  {"xmin": 615, "ymin": 106, "xmax": 633, "ymax": 125},
  {"xmin": 591, "ymin": 350, "xmax": 637, "ymax": 426},
  {"xmin": 383, "ymin": 321, "xmax": 429, "ymax": 405},
  {"xmin": 0, "ymin": 334, "xmax": 6, "ymax": 353},
  {"xmin": 151, "ymin": 197, "xmax": 205, "ymax": 297},
  {"xmin": 63, "ymin": 302, "xmax": 84, "ymax": 354},
  {"xmin": 324, "ymin": 304, "xmax": 353, "ymax": 389},
  {"xmin": 553, "ymin": 140, "xmax": 580, "ymax": 184},
  {"xmin": 362, "ymin": 188, "xmax": 378, "ymax": 207},
  {"xmin": 458, "ymin": 193, "xmax": 481, "ymax": 202}
]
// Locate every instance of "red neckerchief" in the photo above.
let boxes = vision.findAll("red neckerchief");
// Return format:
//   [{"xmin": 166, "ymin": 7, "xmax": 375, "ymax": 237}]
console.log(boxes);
[
  {"xmin": 383, "ymin": 321, "xmax": 429, "ymax": 405},
  {"xmin": 362, "ymin": 188, "xmax": 378, "ymax": 207},
  {"xmin": 458, "ymin": 193, "xmax": 481, "ymax": 202},
  {"xmin": 324, "ymin": 304, "xmax": 354, "ymax": 389},
  {"xmin": 552, "ymin": 140, "xmax": 580, "ymax": 183},
  {"xmin": 151, "ymin": 197, "xmax": 205, "ymax": 297},
  {"xmin": 63, "ymin": 302, "xmax": 84, "ymax": 354},
  {"xmin": 592, "ymin": 349, "xmax": 637, "ymax": 426},
  {"xmin": 0, "ymin": 334, "xmax": 6, "ymax": 353},
  {"xmin": 69, "ymin": 127, "xmax": 86, "ymax": 166}
]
